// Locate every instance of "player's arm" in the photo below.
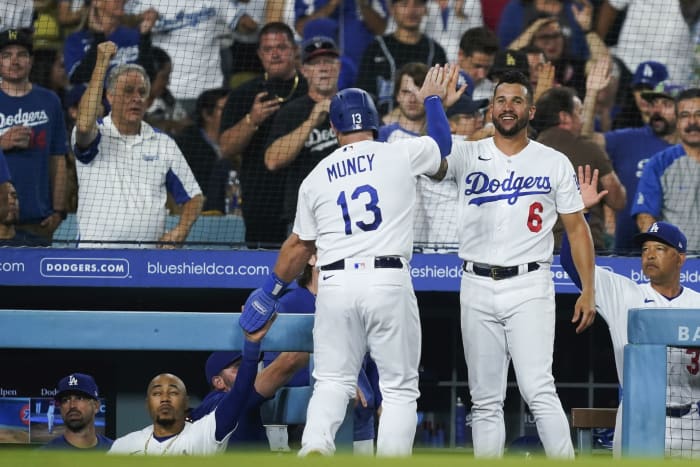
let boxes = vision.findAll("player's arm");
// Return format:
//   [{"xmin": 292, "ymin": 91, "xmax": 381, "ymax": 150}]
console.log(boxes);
[
  {"xmin": 254, "ymin": 352, "xmax": 310, "ymax": 398},
  {"xmin": 560, "ymin": 210, "xmax": 596, "ymax": 333},
  {"xmin": 75, "ymin": 41, "xmax": 115, "ymax": 150},
  {"xmin": 419, "ymin": 64, "xmax": 457, "ymax": 157},
  {"xmin": 214, "ymin": 317, "xmax": 276, "ymax": 441}
]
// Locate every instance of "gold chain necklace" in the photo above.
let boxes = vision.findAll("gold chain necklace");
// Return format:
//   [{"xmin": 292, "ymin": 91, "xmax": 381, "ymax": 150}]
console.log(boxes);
[
  {"xmin": 263, "ymin": 72, "xmax": 300, "ymax": 103},
  {"xmin": 144, "ymin": 430, "xmax": 181, "ymax": 455}
]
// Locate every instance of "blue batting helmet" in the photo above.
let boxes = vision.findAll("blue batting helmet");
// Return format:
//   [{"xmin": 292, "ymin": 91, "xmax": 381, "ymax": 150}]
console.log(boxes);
[{"xmin": 329, "ymin": 88, "xmax": 379, "ymax": 136}]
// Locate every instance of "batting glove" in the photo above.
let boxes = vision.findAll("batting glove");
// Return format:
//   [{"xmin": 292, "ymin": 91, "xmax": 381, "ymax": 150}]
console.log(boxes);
[{"xmin": 239, "ymin": 273, "xmax": 289, "ymax": 333}]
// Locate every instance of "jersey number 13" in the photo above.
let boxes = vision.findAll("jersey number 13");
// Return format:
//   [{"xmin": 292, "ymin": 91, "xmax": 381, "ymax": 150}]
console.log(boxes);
[{"xmin": 336, "ymin": 184, "xmax": 383, "ymax": 235}]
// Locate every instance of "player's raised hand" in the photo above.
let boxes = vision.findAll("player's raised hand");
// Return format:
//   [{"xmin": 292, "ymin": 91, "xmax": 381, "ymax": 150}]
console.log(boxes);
[
  {"xmin": 572, "ymin": 288, "xmax": 596, "ymax": 333},
  {"xmin": 577, "ymin": 164, "xmax": 608, "ymax": 209},
  {"xmin": 443, "ymin": 63, "xmax": 468, "ymax": 108},
  {"xmin": 416, "ymin": 65, "xmax": 448, "ymax": 102}
]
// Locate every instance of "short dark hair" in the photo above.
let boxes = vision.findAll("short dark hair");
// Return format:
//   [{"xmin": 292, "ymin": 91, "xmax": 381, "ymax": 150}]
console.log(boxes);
[
  {"xmin": 459, "ymin": 27, "xmax": 499, "ymax": 57},
  {"xmin": 677, "ymin": 88, "xmax": 700, "ymax": 106},
  {"xmin": 258, "ymin": 22, "xmax": 296, "ymax": 46},
  {"xmin": 194, "ymin": 88, "xmax": 230, "ymax": 128},
  {"xmin": 531, "ymin": 87, "xmax": 578, "ymax": 132},
  {"xmin": 394, "ymin": 62, "xmax": 428, "ymax": 98},
  {"xmin": 493, "ymin": 71, "xmax": 534, "ymax": 104}
]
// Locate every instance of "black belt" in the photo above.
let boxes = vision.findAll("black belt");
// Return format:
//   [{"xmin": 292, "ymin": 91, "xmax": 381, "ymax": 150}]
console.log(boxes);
[
  {"xmin": 666, "ymin": 403, "xmax": 697, "ymax": 418},
  {"xmin": 320, "ymin": 256, "xmax": 403, "ymax": 271},
  {"xmin": 463, "ymin": 261, "xmax": 540, "ymax": 280}
]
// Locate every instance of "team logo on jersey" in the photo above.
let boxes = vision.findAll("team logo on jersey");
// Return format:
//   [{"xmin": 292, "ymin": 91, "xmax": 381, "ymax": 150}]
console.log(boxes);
[
  {"xmin": 0, "ymin": 108, "xmax": 49, "ymax": 131},
  {"xmin": 644, "ymin": 298, "xmax": 654, "ymax": 303},
  {"xmin": 463, "ymin": 171, "xmax": 552, "ymax": 205},
  {"xmin": 477, "ymin": 155, "xmax": 491, "ymax": 161}
]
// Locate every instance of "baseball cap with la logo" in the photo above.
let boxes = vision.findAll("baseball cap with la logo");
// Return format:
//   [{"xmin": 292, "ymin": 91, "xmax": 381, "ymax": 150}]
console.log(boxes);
[
  {"xmin": 634, "ymin": 221, "xmax": 687, "ymax": 253},
  {"xmin": 55, "ymin": 373, "xmax": 100, "ymax": 401}
]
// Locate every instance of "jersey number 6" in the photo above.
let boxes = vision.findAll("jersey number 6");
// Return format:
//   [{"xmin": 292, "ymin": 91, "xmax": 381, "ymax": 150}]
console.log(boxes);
[
  {"xmin": 527, "ymin": 202, "xmax": 543, "ymax": 233},
  {"xmin": 336, "ymin": 184, "xmax": 383, "ymax": 235}
]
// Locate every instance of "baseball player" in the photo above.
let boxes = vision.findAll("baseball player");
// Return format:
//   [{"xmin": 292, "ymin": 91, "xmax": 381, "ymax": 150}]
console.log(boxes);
[
  {"xmin": 267, "ymin": 258, "xmax": 383, "ymax": 455},
  {"xmin": 108, "ymin": 310, "xmax": 276, "ymax": 455},
  {"xmin": 561, "ymin": 165, "xmax": 700, "ymax": 458},
  {"xmin": 43, "ymin": 373, "xmax": 113, "ymax": 451},
  {"xmin": 240, "ymin": 66, "xmax": 454, "ymax": 456},
  {"xmin": 428, "ymin": 70, "xmax": 596, "ymax": 458}
]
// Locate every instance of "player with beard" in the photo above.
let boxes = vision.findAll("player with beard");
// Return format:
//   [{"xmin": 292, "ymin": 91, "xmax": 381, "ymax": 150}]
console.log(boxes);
[
  {"xmin": 585, "ymin": 70, "xmax": 682, "ymax": 253},
  {"xmin": 428, "ymin": 70, "xmax": 595, "ymax": 458},
  {"xmin": 43, "ymin": 373, "xmax": 113, "ymax": 451},
  {"xmin": 632, "ymin": 88, "xmax": 700, "ymax": 251}
]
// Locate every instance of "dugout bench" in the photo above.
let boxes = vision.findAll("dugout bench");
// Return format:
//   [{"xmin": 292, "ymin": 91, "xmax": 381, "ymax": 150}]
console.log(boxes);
[
  {"xmin": 571, "ymin": 407, "xmax": 617, "ymax": 455},
  {"xmin": 0, "ymin": 309, "xmax": 353, "ymax": 448}
]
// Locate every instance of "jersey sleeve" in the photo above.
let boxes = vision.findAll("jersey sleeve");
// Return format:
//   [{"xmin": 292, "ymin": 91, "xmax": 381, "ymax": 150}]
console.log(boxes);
[
  {"xmin": 164, "ymin": 137, "xmax": 202, "ymax": 203},
  {"xmin": 292, "ymin": 180, "xmax": 318, "ymax": 241},
  {"xmin": 630, "ymin": 151, "xmax": 665, "ymax": 218},
  {"xmin": 554, "ymin": 153, "xmax": 584, "ymax": 214},
  {"xmin": 400, "ymin": 136, "xmax": 441, "ymax": 177}
]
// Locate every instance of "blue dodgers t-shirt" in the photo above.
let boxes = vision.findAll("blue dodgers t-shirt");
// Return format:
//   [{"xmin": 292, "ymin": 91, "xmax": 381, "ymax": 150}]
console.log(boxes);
[
  {"xmin": 604, "ymin": 126, "xmax": 671, "ymax": 252},
  {"xmin": 0, "ymin": 85, "xmax": 68, "ymax": 223},
  {"xmin": 0, "ymin": 148, "xmax": 10, "ymax": 183},
  {"xmin": 41, "ymin": 434, "xmax": 113, "ymax": 451}
]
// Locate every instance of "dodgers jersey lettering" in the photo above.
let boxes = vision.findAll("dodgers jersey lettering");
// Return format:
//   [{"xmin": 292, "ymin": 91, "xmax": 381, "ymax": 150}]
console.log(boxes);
[
  {"xmin": 445, "ymin": 137, "xmax": 583, "ymax": 265},
  {"xmin": 293, "ymin": 137, "xmax": 440, "ymax": 266}
]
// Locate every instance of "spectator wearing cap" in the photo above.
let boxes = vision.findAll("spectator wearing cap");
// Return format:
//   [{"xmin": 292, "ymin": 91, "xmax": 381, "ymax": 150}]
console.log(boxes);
[
  {"xmin": 632, "ymin": 88, "xmax": 700, "ymax": 251},
  {"xmin": 42, "ymin": 373, "xmax": 113, "ymax": 450},
  {"xmin": 301, "ymin": 18, "xmax": 358, "ymax": 91},
  {"xmin": 456, "ymin": 27, "xmax": 499, "ymax": 102},
  {"xmin": 446, "ymin": 93, "xmax": 489, "ymax": 138},
  {"xmin": 264, "ymin": 35, "xmax": 341, "ymax": 233},
  {"xmin": 532, "ymin": 86, "xmax": 626, "ymax": 250},
  {"xmin": 189, "ymin": 350, "xmax": 308, "ymax": 448},
  {"xmin": 585, "ymin": 80, "xmax": 682, "ymax": 253},
  {"xmin": 219, "ymin": 22, "xmax": 308, "ymax": 249},
  {"xmin": 612, "ymin": 61, "xmax": 669, "ymax": 130},
  {"xmin": 294, "ymin": 0, "xmax": 389, "ymax": 79},
  {"xmin": 0, "ymin": 28, "xmax": 68, "ymax": 243},
  {"xmin": 488, "ymin": 48, "xmax": 530, "ymax": 85},
  {"xmin": 356, "ymin": 0, "xmax": 447, "ymax": 115}
]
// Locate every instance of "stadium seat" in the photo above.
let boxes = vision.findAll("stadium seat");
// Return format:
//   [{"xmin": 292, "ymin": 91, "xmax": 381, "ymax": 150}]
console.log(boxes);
[{"xmin": 165, "ymin": 214, "xmax": 246, "ymax": 249}]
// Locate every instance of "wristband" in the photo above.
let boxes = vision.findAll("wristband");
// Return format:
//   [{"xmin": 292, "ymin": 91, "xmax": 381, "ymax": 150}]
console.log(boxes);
[
  {"xmin": 262, "ymin": 272, "xmax": 289, "ymax": 298},
  {"xmin": 423, "ymin": 95, "xmax": 442, "ymax": 105}
]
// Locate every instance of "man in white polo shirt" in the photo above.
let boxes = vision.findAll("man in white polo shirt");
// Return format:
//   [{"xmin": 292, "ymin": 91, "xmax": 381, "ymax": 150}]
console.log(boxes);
[{"xmin": 73, "ymin": 40, "xmax": 202, "ymax": 248}]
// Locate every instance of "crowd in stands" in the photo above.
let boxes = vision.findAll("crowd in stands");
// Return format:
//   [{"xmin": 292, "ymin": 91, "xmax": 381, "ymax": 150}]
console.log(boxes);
[{"xmin": 0, "ymin": 0, "xmax": 699, "ymax": 252}]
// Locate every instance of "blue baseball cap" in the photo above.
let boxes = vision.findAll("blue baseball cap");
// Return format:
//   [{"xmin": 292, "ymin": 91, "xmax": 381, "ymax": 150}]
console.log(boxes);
[
  {"xmin": 205, "ymin": 351, "xmax": 242, "ymax": 385},
  {"xmin": 635, "ymin": 221, "xmax": 687, "ymax": 253},
  {"xmin": 446, "ymin": 94, "xmax": 489, "ymax": 118},
  {"xmin": 641, "ymin": 81, "xmax": 685, "ymax": 103},
  {"xmin": 301, "ymin": 36, "xmax": 339, "ymax": 64},
  {"xmin": 56, "ymin": 373, "xmax": 99, "ymax": 400},
  {"xmin": 632, "ymin": 61, "xmax": 668, "ymax": 89}
]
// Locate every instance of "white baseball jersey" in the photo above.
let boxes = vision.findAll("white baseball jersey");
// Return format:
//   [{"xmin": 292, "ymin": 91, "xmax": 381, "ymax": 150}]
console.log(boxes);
[
  {"xmin": 72, "ymin": 115, "xmax": 201, "ymax": 248},
  {"xmin": 445, "ymin": 137, "xmax": 583, "ymax": 265},
  {"xmin": 594, "ymin": 268, "xmax": 700, "ymax": 397},
  {"xmin": 108, "ymin": 411, "xmax": 229, "ymax": 455},
  {"xmin": 125, "ymin": 1, "xmax": 243, "ymax": 100},
  {"xmin": 293, "ymin": 137, "xmax": 441, "ymax": 266},
  {"xmin": 594, "ymin": 267, "xmax": 700, "ymax": 457}
]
